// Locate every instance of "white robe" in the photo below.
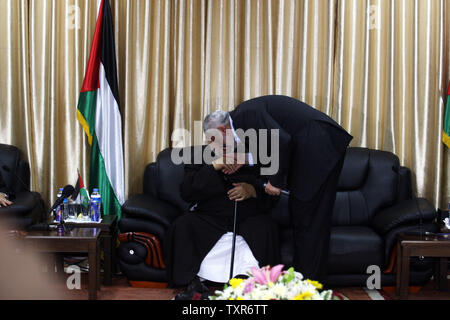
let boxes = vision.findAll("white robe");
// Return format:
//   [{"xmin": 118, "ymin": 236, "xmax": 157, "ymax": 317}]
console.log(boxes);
[{"xmin": 197, "ymin": 232, "xmax": 259, "ymax": 283}]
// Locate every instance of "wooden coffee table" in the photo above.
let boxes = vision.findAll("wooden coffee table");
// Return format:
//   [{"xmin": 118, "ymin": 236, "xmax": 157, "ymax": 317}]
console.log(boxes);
[
  {"xmin": 24, "ymin": 227, "xmax": 101, "ymax": 300},
  {"xmin": 396, "ymin": 232, "xmax": 450, "ymax": 299}
]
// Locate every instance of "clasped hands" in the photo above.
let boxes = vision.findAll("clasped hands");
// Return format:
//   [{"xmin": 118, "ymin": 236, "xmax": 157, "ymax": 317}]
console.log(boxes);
[
  {"xmin": 212, "ymin": 152, "xmax": 282, "ymax": 197},
  {"xmin": 227, "ymin": 183, "xmax": 257, "ymax": 202},
  {"xmin": 212, "ymin": 152, "xmax": 246, "ymax": 175}
]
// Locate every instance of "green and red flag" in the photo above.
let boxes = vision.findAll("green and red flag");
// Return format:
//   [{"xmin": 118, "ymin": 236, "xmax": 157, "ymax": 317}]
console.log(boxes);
[
  {"xmin": 72, "ymin": 170, "xmax": 91, "ymax": 209},
  {"xmin": 444, "ymin": 82, "xmax": 450, "ymax": 148},
  {"xmin": 76, "ymin": 0, "xmax": 124, "ymax": 219}
]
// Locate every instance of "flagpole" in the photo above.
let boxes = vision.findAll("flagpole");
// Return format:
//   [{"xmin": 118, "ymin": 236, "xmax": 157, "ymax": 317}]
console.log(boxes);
[{"xmin": 97, "ymin": 0, "xmax": 102, "ymax": 16}]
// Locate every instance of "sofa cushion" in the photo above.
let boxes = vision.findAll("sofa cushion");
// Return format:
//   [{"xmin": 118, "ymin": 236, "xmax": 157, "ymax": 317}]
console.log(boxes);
[
  {"xmin": 360, "ymin": 150, "xmax": 399, "ymax": 219},
  {"xmin": 337, "ymin": 148, "xmax": 369, "ymax": 190},
  {"xmin": 156, "ymin": 148, "xmax": 190, "ymax": 212},
  {"xmin": 328, "ymin": 226, "xmax": 384, "ymax": 275},
  {"xmin": 332, "ymin": 148, "xmax": 400, "ymax": 226},
  {"xmin": 332, "ymin": 191, "xmax": 369, "ymax": 226}
]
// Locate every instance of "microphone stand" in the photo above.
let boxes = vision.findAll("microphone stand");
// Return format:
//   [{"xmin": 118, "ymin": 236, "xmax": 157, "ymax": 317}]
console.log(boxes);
[{"xmin": 57, "ymin": 216, "xmax": 69, "ymax": 235}]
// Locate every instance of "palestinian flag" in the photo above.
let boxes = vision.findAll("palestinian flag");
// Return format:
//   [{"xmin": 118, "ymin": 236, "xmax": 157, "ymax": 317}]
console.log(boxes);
[
  {"xmin": 444, "ymin": 82, "xmax": 450, "ymax": 148},
  {"xmin": 76, "ymin": 0, "xmax": 124, "ymax": 219},
  {"xmin": 72, "ymin": 170, "xmax": 90, "ymax": 208}
]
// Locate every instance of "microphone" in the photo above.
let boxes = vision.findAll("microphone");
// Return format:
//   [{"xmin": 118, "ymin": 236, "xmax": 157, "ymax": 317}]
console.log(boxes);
[
  {"xmin": 29, "ymin": 185, "xmax": 75, "ymax": 232},
  {"xmin": 48, "ymin": 185, "xmax": 75, "ymax": 213},
  {"xmin": 263, "ymin": 183, "xmax": 290, "ymax": 196}
]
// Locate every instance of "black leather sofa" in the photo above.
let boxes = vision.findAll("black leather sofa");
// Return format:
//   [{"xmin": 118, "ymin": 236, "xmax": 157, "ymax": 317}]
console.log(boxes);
[
  {"xmin": 0, "ymin": 144, "xmax": 44, "ymax": 230},
  {"xmin": 118, "ymin": 147, "xmax": 437, "ymax": 287}
]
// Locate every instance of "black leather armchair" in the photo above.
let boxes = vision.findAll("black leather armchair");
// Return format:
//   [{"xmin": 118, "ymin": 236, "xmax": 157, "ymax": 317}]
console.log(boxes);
[
  {"xmin": 0, "ymin": 144, "xmax": 43, "ymax": 230},
  {"xmin": 118, "ymin": 147, "xmax": 437, "ymax": 286}
]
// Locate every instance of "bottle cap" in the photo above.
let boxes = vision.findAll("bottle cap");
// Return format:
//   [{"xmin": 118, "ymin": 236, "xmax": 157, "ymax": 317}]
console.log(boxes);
[
  {"xmin": 63, "ymin": 198, "xmax": 69, "ymax": 203},
  {"xmin": 59, "ymin": 188, "xmax": 64, "ymax": 191},
  {"xmin": 93, "ymin": 188, "xmax": 99, "ymax": 193}
]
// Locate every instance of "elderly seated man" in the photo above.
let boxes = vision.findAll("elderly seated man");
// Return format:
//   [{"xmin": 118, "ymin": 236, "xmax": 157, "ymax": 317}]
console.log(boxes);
[{"xmin": 164, "ymin": 122, "xmax": 280, "ymax": 300}]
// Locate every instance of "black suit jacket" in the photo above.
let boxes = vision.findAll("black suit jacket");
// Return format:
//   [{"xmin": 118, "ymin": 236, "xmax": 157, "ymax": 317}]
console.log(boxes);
[{"xmin": 230, "ymin": 95, "xmax": 353, "ymax": 200}]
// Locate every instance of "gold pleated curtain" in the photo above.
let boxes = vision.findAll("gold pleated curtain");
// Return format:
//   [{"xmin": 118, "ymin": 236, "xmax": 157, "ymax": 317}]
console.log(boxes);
[{"xmin": 0, "ymin": 0, "xmax": 449, "ymax": 208}]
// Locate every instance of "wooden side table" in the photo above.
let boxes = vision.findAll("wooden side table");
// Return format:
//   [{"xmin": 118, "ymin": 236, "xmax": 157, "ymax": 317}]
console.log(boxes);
[
  {"xmin": 52, "ymin": 214, "xmax": 118, "ymax": 286},
  {"xmin": 396, "ymin": 233, "xmax": 450, "ymax": 299},
  {"xmin": 24, "ymin": 228, "xmax": 101, "ymax": 300}
]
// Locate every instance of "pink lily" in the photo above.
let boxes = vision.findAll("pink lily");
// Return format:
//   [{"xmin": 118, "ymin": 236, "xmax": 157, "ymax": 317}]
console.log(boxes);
[
  {"xmin": 269, "ymin": 264, "xmax": 284, "ymax": 283},
  {"xmin": 251, "ymin": 266, "xmax": 268, "ymax": 285},
  {"xmin": 251, "ymin": 265, "xmax": 285, "ymax": 285}
]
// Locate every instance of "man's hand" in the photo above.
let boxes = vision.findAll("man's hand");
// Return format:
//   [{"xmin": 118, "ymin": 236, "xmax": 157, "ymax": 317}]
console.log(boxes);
[
  {"xmin": 222, "ymin": 153, "xmax": 248, "ymax": 175},
  {"xmin": 212, "ymin": 154, "xmax": 235, "ymax": 171},
  {"xmin": 0, "ymin": 193, "xmax": 13, "ymax": 207},
  {"xmin": 222, "ymin": 163, "xmax": 244, "ymax": 175},
  {"xmin": 265, "ymin": 181, "xmax": 281, "ymax": 196},
  {"xmin": 228, "ymin": 183, "xmax": 257, "ymax": 202}
]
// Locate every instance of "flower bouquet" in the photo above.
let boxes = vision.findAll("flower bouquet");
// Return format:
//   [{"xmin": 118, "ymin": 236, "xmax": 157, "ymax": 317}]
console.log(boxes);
[{"xmin": 210, "ymin": 265, "xmax": 333, "ymax": 300}]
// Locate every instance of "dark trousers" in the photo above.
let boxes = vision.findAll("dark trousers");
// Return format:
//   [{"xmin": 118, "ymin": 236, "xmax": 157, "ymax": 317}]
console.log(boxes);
[{"xmin": 290, "ymin": 155, "xmax": 346, "ymax": 283}]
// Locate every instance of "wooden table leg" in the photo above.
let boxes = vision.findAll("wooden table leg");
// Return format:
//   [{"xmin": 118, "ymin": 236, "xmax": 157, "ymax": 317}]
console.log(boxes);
[
  {"xmin": 103, "ymin": 233, "xmax": 112, "ymax": 286},
  {"xmin": 88, "ymin": 242, "xmax": 98, "ymax": 300},
  {"xmin": 396, "ymin": 241, "xmax": 402, "ymax": 297},
  {"xmin": 55, "ymin": 254, "xmax": 66, "ymax": 282},
  {"xmin": 438, "ymin": 258, "xmax": 448, "ymax": 291},
  {"xmin": 55, "ymin": 254, "xmax": 64, "ymax": 274},
  {"xmin": 97, "ymin": 239, "xmax": 101, "ymax": 291},
  {"xmin": 399, "ymin": 248, "xmax": 410, "ymax": 300},
  {"xmin": 434, "ymin": 258, "xmax": 441, "ymax": 290},
  {"xmin": 111, "ymin": 231, "xmax": 118, "ymax": 274}
]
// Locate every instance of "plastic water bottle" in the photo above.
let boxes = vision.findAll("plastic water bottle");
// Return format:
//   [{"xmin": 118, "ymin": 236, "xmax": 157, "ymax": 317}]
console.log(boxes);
[
  {"xmin": 63, "ymin": 198, "xmax": 70, "ymax": 221},
  {"xmin": 90, "ymin": 189, "xmax": 102, "ymax": 222},
  {"xmin": 54, "ymin": 188, "xmax": 64, "ymax": 222}
]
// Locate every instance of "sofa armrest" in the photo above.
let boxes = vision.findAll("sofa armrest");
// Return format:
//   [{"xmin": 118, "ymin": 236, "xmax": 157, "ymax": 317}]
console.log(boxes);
[
  {"xmin": 122, "ymin": 194, "xmax": 182, "ymax": 228},
  {"xmin": 371, "ymin": 198, "xmax": 436, "ymax": 235},
  {"xmin": 118, "ymin": 232, "xmax": 166, "ymax": 269},
  {"xmin": 383, "ymin": 222, "xmax": 438, "ymax": 271}
]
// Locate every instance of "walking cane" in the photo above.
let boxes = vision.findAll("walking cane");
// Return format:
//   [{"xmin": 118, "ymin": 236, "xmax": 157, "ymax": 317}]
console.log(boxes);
[{"xmin": 229, "ymin": 200, "xmax": 238, "ymax": 280}]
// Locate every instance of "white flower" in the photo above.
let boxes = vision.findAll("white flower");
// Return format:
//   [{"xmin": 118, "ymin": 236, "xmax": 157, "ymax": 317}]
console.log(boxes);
[{"xmin": 272, "ymin": 283, "xmax": 288, "ymax": 298}]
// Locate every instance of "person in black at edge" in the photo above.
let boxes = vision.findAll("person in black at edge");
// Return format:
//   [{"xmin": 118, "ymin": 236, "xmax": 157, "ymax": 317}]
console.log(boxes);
[
  {"xmin": 164, "ymin": 143, "xmax": 280, "ymax": 300},
  {"xmin": 0, "ymin": 170, "xmax": 14, "ymax": 207},
  {"xmin": 205, "ymin": 95, "xmax": 353, "ymax": 283}
]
